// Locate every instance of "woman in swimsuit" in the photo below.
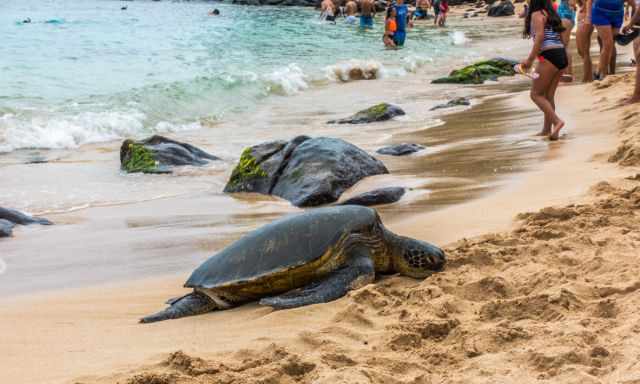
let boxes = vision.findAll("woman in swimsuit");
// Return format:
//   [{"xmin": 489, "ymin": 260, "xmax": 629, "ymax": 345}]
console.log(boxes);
[
  {"xmin": 521, "ymin": 0, "xmax": 567, "ymax": 140},
  {"xmin": 384, "ymin": 6, "xmax": 398, "ymax": 47},
  {"xmin": 557, "ymin": 0, "xmax": 577, "ymax": 80}
]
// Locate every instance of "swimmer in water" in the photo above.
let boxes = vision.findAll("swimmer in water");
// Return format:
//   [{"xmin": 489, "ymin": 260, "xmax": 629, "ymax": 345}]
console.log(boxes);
[
  {"xmin": 208, "ymin": 9, "xmax": 220, "ymax": 16},
  {"xmin": 345, "ymin": 0, "xmax": 358, "ymax": 24},
  {"xmin": 321, "ymin": 0, "xmax": 337, "ymax": 22},
  {"xmin": 23, "ymin": 18, "xmax": 32, "ymax": 24}
]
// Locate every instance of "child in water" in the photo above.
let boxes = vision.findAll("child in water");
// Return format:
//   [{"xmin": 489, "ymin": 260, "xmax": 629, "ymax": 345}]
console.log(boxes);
[
  {"xmin": 437, "ymin": 0, "xmax": 449, "ymax": 26},
  {"xmin": 384, "ymin": 7, "xmax": 398, "ymax": 47}
]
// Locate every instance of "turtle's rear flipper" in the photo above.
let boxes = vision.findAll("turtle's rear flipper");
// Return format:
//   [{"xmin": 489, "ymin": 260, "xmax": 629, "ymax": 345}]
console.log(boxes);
[
  {"xmin": 140, "ymin": 291, "xmax": 217, "ymax": 324},
  {"xmin": 260, "ymin": 249, "xmax": 375, "ymax": 310}
]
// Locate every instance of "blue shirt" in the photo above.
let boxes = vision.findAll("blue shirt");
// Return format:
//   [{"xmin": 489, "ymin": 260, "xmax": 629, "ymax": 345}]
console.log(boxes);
[{"xmin": 395, "ymin": 4, "xmax": 408, "ymax": 32}]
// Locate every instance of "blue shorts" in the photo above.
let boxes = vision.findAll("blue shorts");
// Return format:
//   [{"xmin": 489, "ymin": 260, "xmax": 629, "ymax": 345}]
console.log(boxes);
[
  {"xmin": 591, "ymin": 1, "xmax": 624, "ymax": 28},
  {"xmin": 393, "ymin": 30, "xmax": 406, "ymax": 46},
  {"xmin": 360, "ymin": 15, "xmax": 373, "ymax": 28}
]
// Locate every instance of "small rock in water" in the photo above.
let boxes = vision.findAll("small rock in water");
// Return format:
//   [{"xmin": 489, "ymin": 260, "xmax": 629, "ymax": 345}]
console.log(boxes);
[
  {"xmin": 0, "ymin": 207, "xmax": 52, "ymax": 226},
  {"xmin": 119, "ymin": 135, "xmax": 219, "ymax": 174},
  {"xmin": 328, "ymin": 103, "xmax": 405, "ymax": 124},
  {"xmin": 339, "ymin": 187, "xmax": 406, "ymax": 207},
  {"xmin": 376, "ymin": 143, "xmax": 425, "ymax": 156},
  {"xmin": 430, "ymin": 97, "xmax": 471, "ymax": 111},
  {"xmin": 0, "ymin": 219, "xmax": 16, "ymax": 238},
  {"xmin": 487, "ymin": 0, "xmax": 515, "ymax": 17}
]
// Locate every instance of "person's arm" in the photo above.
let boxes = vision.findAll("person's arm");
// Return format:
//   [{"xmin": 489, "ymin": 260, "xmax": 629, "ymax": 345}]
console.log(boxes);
[{"xmin": 522, "ymin": 13, "xmax": 545, "ymax": 69}]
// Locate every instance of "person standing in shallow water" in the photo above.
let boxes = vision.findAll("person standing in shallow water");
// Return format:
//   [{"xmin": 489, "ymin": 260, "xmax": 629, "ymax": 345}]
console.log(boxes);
[
  {"xmin": 521, "ymin": 0, "xmax": 567, "ymax": 140},
  {"xmin": 360, "ymin": 0, "xmax": 376, "ymax": 29},
  {"xmin": 394, "ymin": 0, "xmax": 412, "ymax": 46},
  {"xmin": 345, "ymin": 0, "xmax": 358, "ymax": 24}
]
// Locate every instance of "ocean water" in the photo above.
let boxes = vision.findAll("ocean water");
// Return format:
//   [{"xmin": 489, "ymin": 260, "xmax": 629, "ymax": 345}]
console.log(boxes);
[{"xmin": 0, "ymin": 0, "xmax": 526, "ymax": 152}]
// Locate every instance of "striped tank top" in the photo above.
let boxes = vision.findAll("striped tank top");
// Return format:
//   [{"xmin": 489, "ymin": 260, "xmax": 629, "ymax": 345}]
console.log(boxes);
[{"xmin": 531, "ymin": 18, "xmax": 564, "ymax": 51}]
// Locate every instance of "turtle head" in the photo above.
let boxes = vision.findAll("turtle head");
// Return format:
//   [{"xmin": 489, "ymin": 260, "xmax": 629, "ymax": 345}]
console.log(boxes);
[{"xmin": 388, "ymin": 235, "xmax": 446, "ymax": 278}]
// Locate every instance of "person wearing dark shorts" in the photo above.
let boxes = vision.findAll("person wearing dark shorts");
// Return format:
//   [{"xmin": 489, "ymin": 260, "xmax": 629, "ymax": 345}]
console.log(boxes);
[
  {"xmin": 433, "ymin": 0, "xmax": 441, "ymax": 24},
  {"xmin": 521, "ymin": 0, "xmax": 568, "ymax": 140},
  {"xmin": 591, "ymin": 0, "xmax": 625, "ymax": 78}
]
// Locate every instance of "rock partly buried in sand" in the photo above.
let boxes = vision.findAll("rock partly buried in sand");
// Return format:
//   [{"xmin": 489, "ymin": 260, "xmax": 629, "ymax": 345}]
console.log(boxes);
[
  {"xmin": 487, "ymin": 0, "xmax": 516, "ymax": 16},
  {"xmin": 339, "ymin": 187, "xmax": 406, "ymax": 207},
  {"xmin": 0, "ymin": 219, "xmax": 16, "ymax": 238},
  {"xmin": 328, "ymin": 103, "xmax": 405, "ymax": 124},
  {"xmin": 0, "ymin": 207, "xmax": 53, "ymax": 238},
  {"xmin": 224, "ymin": 136, "xmax": 389, "ymax": 207},
  {"xmin": 431, "ymin": 58, "xmax": 518, "ymax": 85},
  {"xmin": 139, "ymin": 205, "xmax": 446, "ymax": 323},
  {"xmin": 376, "ymin": 143, "xmax": 425, "ymax": 156},
  {"xmin": 430, "ymin": 97, "xmax": 471, "ymax": 111},
  {"xmin": 119, "ymin": 135, "xmax": 219, "ymax": 174}
]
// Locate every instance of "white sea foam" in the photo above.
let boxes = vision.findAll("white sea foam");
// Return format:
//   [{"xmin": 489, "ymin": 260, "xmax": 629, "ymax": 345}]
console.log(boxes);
[
  {"xmin": 402, "ymin": 55, "xmax": 433, "ymax": 73},
  {"xmin": 0, "ymin": 110, "xmax": 200, "ymax": 152},
  {"xmin": 263, "ymin": 64, "xmax": 310, "ymax": 95},
  {"xmin": 451, "ymin": 31, "xmax": 470, "ymax": 45},
  {"xmin": 324, "ymin": 60, "xmax": 385, "ymax": 82}
]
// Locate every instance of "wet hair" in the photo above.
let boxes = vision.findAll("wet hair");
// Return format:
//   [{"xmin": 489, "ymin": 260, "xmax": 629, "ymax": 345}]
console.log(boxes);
[
  {"xmin": 386, "ymin": 6, "xmax": 396, "ymax": 19},
  {"xmin": 213, "ymin": 9, "xmax": 220, "ymax": 15},
  {"xmin": 523, "ymin": 0, "xmax": 564, "ymax": 39}
]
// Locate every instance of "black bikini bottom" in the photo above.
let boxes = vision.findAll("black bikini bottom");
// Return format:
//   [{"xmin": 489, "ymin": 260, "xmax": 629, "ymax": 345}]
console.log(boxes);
[{"xmin": 541, "ymin": 48, "xmax": 568, "ymax": 70}]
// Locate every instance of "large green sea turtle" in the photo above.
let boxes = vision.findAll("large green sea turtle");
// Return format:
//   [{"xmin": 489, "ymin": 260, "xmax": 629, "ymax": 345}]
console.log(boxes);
[{"xmin": 141, "ymin": 206, "xmax": 445, "ymax": 323}]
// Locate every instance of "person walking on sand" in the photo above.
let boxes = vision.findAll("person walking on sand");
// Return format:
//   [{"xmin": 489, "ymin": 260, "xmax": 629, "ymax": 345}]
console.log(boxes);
[
  {"xmin": 577, "ymin": 0, "xmax": 595, "ymax": 81},
  {"xmin": 393, "ymin": 0, "xmax": 412, "ymax": 46},
  {"xmin": 521, "ymin": 0, "xmax": 567, "ymax": 140},
  {"xmin": 345, "ymin": 0, "xmax": 358, "ymax": 24},
  {"xmin": 588, "ymin": 0, "xmax": 625, "ymax": 79},
  {"xmin": 360, "ymin": 0, "xmax": 376, "ymax": 29},
  {"xmin": 621, "ymin": 6, "xmax": 640, "ymax": 103},
  {"xmin": 384, "ymin": 6, "xmax": 398, "ymax": 47},
  {"xmin": 557, "ymin": 0, "xmax": 577, "ymax": 81}
]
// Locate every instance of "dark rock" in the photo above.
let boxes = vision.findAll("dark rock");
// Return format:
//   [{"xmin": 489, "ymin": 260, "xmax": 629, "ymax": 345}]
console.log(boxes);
[
  {"xmin": 0, "ymin": 207, "xmax": 52, "ymax": 226},
  {"xmin": 328, "ymin": 103, "xmax": 405, "ymax": 124},
  {"xmin": 430, "ymin": 97, "xmax": 471, "ymax": 111},
  {"xmin": 431, "ymin": 58, "xmax": 518, "ymax": 84},
  {"xmin": 376, "ymin": 143, "xmax": 425, "ymax": 156},
  {"xmin": 487, "ymin": 0, "xmax": 515, "ymax": 17},
  {"xmin": 120, "ymin": 135, "xmax": 219, "ymax": 174},
  {"xmin": 339, "ymin": 187, "xmax": 406, "ymax": 207},
  {"xmin": 0, "ymin": 219, "xmax": 15, "ymax": 238},
  {"xmin": 224, "ymin": 136, "xmax": 389, "ymax": 207}
]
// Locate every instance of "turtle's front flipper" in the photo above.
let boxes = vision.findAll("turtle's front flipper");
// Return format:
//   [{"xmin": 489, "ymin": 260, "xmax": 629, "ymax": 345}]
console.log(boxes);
[
  {"xmin": 140, "ymin": 291, "xmax": 218, "ymax": 324},
  {"xmin": 260, "ymin": 248, "xmax": 375, "ymax": 310}
]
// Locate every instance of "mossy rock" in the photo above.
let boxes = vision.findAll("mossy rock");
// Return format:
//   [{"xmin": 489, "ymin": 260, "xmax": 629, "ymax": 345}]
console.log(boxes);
[
  {"xmin": 328, "ymin": 103, "xmax": 406, "ymax": 124},
  {"xmin": 226, "ymin": 147, "xmax": 270, "ymax": 191},
  {"xmin": 119, "ymin": 135, "xmax": 219, "ymax": 174},
  {"xmin": 432, "ymin": 58, "xmax": 518, "ymax": 85}
]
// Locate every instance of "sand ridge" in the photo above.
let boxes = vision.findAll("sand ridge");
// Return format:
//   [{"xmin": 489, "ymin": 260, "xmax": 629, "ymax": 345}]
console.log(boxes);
[{"xmin": 72, "ymin": 75, "xmax": 640, "ymax": 384}]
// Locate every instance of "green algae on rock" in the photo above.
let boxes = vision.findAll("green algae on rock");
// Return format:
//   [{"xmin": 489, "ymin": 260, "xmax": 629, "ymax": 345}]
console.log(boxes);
[
  {"xmin": 431, "ymin": 58, "xmax": 518, "ymax": 85},
  {"xmin": 119, "ymin": 135, "xmax": 219, "ymax": 174},
  {"xmin": 226, "ymin": 147, "xmax": 269, "ymax": 190},
  {"xmin": 328, "ymin": 103, "xmax": 406, "ymax": 124}
]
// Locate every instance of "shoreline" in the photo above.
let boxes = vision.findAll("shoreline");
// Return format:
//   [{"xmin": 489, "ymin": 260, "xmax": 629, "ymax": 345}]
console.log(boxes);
[{"xmin": 3, "ymin": 69, "xmax": 639, "ymax": 383}]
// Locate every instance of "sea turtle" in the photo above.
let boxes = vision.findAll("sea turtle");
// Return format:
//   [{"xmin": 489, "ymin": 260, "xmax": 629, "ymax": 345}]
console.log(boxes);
[{"xmin": 140, "ymin": 205, "xmax": 445, "ymax": 323}]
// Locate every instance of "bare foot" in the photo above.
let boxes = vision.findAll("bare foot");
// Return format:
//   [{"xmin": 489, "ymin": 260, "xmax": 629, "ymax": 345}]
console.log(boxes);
[
  {"xmin": 549, "ymin": 120, "xmax": 565, "ymax": 141},
  {"xmin": 535, "ymin": 130, "xmax": 551, "ymax": 136},
  {"xmin": 624, "ymin": 96, "xmax": 640, "ymax": 105}
]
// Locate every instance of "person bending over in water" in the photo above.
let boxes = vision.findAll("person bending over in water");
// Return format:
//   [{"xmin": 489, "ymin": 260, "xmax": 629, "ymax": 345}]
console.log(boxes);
[
  {"xmin": 384, "ymin": 6, "xmax": 398, "ymax": 47},
  {"xmin": 321, "ymin": 0, "xmax": 337, "ymax": 22},
  {"xmin": 621, "ymin": 5, "xmax": 640, "ymax": 103},
  {"xmin": 345, "ymin": 0, "xmax": 358, "ymax": 24},
  {"xmin": 361, "ymin": 0, "xmax": 376, "ymax": 29},
  {"xmin": 521, "ymin": 0, "xmax": 567, "ymax": 140},
  {"xmin": 437, "ymin": 0, "xmax": 449, "ymax": 26}
]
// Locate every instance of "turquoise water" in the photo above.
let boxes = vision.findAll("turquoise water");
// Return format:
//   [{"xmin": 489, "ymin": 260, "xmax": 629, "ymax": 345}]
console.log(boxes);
[{"xmin": 0, "ymin": 0, "xmax": 521, "ymax": 152}]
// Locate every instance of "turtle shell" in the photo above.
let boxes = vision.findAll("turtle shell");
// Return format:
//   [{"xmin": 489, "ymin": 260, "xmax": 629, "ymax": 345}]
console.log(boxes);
[{"xmin": 185, "ymin": 205, "xmax": 380, "ymax": 290}]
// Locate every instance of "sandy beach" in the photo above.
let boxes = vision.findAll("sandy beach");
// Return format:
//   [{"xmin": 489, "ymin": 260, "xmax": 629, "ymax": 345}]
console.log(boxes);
[
  {"xmin": 3, "ymin": 63, "xmax": 640, "ymax": 383},
  {"xmin": 2, "ymin": 2, "xmax": 640, "ymax": 383}
]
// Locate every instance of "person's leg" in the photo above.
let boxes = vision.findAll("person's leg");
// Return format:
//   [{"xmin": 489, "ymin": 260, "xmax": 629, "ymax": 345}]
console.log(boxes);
[
  {"xmin": 561, "ymin": 19, "xmax": 574, "ymax": 78},
  {"xmin": 578, "ymin": 23, "xmax": 594, "ymax": 82},
  {"xmin": 596, "ymin": 25, "xmax": 614, "ymax": 77},
  {"xmin": 530, "ymin": 60, "xmax": 564, "ymax": 136},
  {"xmin": 539, "ymin": 68, "xmax": 562, "ymax": 135},
  {"xmin": 610, "ymin": 28, "xmax": 620, "ymax": 74},
  {"xmin": 628, "ymin": 38, "xmax": 640, "ymax": 103},
  {"xmin": 548, "ymin": 70, "xmax": 564, "ymax": 139}
]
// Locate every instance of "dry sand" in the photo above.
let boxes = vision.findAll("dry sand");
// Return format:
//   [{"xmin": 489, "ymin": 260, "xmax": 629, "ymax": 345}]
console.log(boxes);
[{"xmin": 3, "ymin": 73, "xmax": 640, "ymax": 384}]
